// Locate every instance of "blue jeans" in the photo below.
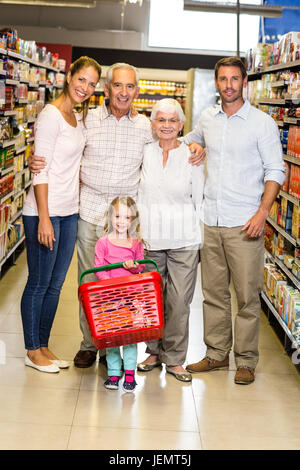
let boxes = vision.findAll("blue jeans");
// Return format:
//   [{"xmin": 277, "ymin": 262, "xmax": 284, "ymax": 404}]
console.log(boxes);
[
  {"xmin": 21, "ymin": 214, "xmax": 78, "ymax": 350},
  {"xmin": 106, "ymin": 344, "xmax": 137, "ymax": 376}
]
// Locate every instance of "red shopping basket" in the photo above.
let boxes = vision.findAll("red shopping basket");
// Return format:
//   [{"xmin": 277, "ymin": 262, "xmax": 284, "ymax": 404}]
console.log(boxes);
[{"xmin": 78, "ymin": 259, "xmax": 164, "ymax": 349}]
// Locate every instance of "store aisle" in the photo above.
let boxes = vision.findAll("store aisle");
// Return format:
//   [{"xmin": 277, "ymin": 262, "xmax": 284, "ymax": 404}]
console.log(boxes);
[{"xmin": 0, "ymin": 249, "xmax": 300, "ymax": 450}]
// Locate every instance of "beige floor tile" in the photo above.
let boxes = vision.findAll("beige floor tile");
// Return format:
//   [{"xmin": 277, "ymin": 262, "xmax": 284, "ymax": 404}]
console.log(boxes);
[
  {"xmin": 0, "ymin": 421, "xmax": 71, "ymax": 450},
  {"xmin": 74, "ymin": 388, "xmax": 199, "ymax": 432},
  {"xmin": 68, "ymin": 425, "xmax": 202, "ymax": 450},
  {"xmin": 202, "ymin": 433, "xmax": 300, "ymax": 450},
  {"xmin": 195, "ymin": 397, "xmax": 300, "ymax": 439},
  {"xmin": 0, "ymin": 384, "xmax": 79, "ymax": 425},
  {"xmin": 0, "ymin": 313, "xmax": 23, "ymax": 333},
  {"xmin": 191, "ymin": 369, "xmax": 300, "ymax": 402},
  {"xmin": 0, "ymin": 357, "xmax": 83, "ymax": 390}
]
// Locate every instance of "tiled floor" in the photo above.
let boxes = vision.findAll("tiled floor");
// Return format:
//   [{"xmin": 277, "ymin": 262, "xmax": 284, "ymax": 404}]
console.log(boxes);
[{"xmin": 0, "ymin": 248, "xmax": 300, "ymax": 450}]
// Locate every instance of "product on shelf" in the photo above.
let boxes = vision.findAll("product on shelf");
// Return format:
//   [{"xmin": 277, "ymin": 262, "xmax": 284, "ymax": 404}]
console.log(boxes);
[
  {"xmin": 289, "ymin": 164, "xmax": 300, "ymax": 198},
  {"xmin": 0, "ymin": 116, "xmax": 12, "ymax": 142},
  {"xmin": 292, "ymin": 205, "xmax": 300, "ymax": 240},
  {"xmin": 246, "ymin": 31, "xmax": 300, "ymax": 71}
]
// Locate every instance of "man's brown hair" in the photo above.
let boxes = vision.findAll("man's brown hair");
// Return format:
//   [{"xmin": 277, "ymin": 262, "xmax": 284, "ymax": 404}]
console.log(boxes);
[{"xmin": 214, "ymin": 57, "xmax": 247, "ymax": 80}]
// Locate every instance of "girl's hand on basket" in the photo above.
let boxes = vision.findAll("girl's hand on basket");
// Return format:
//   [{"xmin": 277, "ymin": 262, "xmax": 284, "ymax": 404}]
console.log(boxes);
[
  {"xmin": 123, "ymin": 260, "xmax": 139, "ymax": 271},
  {"xmin": 38, "ymin": 217, "xmax": 56, "ymax": 250}
]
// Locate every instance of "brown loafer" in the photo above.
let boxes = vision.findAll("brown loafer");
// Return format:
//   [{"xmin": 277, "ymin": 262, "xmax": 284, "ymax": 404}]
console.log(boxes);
[
  {"xmin": 234, "ymin": 367, "xmax": 255, "ymax": 385},
  {"xmin": 74, "ymin": 350, "xmax": 97, "ymax": 368},
  {"xmin": 186, "ymin": 356, "xmax": 229, "ymax": 373}
]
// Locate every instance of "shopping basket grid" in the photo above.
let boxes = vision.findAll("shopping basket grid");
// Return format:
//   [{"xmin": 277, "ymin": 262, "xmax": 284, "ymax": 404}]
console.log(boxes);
[{"xmin": 78, "ymin": 259, "xmax": 164, "ymax": 349}]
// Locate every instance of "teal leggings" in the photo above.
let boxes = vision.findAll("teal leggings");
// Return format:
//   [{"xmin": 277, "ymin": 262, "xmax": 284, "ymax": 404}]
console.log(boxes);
[{"xmin": 106, "ymin": 344, "xmax": 137, "ymax": 376}]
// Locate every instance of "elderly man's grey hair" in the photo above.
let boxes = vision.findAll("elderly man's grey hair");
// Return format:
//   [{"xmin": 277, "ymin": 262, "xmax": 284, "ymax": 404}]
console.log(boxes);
[
  {"xmin": 106, "ymin": 62, "xmax": 140, "ymax": 86},
  {"xmin": 150, "ymin": 98, "xmax": 186, "ymax": 123}
]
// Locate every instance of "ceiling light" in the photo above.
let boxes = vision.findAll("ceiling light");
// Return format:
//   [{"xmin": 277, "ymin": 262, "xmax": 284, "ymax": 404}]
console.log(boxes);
[
  {"xmin": 183, "ymin": 1, "xmax": 283, "ymax": 17},
  {"xmin": 0, "ymin": 0, "xmax": 97, "ymax": 6},
  {"xmin": 124, "ymin": 0, "xmax": 143, "ymax": 5}
]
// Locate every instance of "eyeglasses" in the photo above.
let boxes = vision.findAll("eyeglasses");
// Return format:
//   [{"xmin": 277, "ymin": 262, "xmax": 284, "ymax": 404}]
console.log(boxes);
[{"xmin": 154, "ymin": 118, "xmax": 180, "ymax": 124}]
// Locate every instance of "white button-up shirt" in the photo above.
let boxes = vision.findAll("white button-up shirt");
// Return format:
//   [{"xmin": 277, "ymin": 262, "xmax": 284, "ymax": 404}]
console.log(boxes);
[
  {"xmin": 138, "ymin": 141, "xmax": 205, "ymax": 250},
  {"xmin": 183, "ymin": 99, "xmax": 286, "ymax": 227},
  {"xmin": 80, "ymin": 103, "xmax": 153, "ymax": 226}
]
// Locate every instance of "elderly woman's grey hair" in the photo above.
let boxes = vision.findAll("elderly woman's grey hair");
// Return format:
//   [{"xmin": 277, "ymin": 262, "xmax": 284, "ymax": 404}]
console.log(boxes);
[
  {"xmin": 150, "ymin": 98, "xmax": 186, "ymax": 123},
  {"xmin": 106, "ymin": 62, "xmax": 140, "ymax": 86}
]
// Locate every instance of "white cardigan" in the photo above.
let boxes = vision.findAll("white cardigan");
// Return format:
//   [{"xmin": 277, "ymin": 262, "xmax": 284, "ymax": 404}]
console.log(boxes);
[{"xmin": 137, "ymin": 140, "xmax": 205, "ymax": 251}]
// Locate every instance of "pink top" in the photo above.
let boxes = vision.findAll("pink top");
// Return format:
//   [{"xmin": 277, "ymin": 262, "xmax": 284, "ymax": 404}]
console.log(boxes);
[
  {"xmin": 24, "ymin": 104, "xmax": 85, "ymax": 217},
  {"xmin": 94, "ymin": 236, "xmax": 145, "ymax": 281}
]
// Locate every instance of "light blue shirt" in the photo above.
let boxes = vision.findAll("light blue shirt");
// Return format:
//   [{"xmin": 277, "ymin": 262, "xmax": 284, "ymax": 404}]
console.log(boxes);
[{"xmin": 184, "ymin": 99, "xmax": 286, "ymax": 227}]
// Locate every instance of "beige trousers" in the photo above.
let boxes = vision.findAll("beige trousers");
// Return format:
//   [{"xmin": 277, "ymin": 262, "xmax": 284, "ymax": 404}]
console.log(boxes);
[
  {"xmin": 201, "ymin": 224, "xmax": 264, "ymax": 369},
  {"xmin": 145, "ymin": 246, "xmax": 200, "ymax": 366}
]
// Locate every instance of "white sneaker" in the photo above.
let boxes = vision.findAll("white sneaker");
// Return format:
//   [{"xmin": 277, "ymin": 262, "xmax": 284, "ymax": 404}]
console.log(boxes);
[
  {"xmin": 25, "ymin": 355, "xmax": 60, "ymax": 373},
  {"xmin": 51, "ymin": 359, "xmax": 70, "ymax": 369}
]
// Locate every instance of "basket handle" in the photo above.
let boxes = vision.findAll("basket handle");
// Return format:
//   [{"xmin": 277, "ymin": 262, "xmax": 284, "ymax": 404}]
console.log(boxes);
[{"xmin": 79, "ymin": 258, "xmax": 160, "ymax": 285}]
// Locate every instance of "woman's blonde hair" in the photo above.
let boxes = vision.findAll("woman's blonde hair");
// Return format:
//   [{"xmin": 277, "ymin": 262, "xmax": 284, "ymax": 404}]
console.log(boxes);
[
  {"xmin": 104, "ymin": 196, "xmax": 145, "ymax": 247},
  {"xmin": 61, "ymin": 56, "xmax": 102, "ymax": 126}
]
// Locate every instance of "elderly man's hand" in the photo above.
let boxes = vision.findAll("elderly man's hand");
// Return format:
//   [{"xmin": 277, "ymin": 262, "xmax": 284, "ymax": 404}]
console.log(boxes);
[
  {"xmin": 188, "ymin": 142, "xmax": 206, "ymax": 166},
  {"xmin": 28, "ymin": 154, "xmax": 47, "ymax": 174}
]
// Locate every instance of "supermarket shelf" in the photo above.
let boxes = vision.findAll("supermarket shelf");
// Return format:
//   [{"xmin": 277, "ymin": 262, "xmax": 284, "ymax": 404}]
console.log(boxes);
[
  {"xmin": 0, "ymin": 139, "xmax": 16, "ymax": 149},
  {"xmin": 270, "ymin": 80, "xmax": 288, "ymax": 88},
  {"xmin": 261, "ymin": 291, "xmax": 300, "ymax": 350},
  {"xmin": 283, "ymin": 154, "xmax": 300, "ymax": 166},
  {"xmin": 283, "ymin": 117, "xmax": 300, "ymax": 125},
  {"xmin": 5, "ymin": 78, "xmax": 19, "ymax": 86},
  {"xmin": 0, "ymin": 191, "xmax": 14, "ymax": 204},
  {"xmin": 15, "ymin": 146, "xmax": 27, "ymax": 155},
  {"xmin": 279, "ymin": 190, "xmax": 300, "ymax": 207},
  {"xmin": 266, "ymin": 250, "xmax": 300, "ymax": 290},
  {"xmin": 0, "ymin": 165, "xmax": 14, "ymax": 176},
  {"xmin": 248, "ymin": 59, "xmax": 300, "ymax": 77},
  {"xmin": 0, "ymin": 110, "xmax": 17, "ymax": 116},
  {"xmin": 258, "ymin": 98, "xmax": 286, "ymax": 105},
  {"xmin": 0, "ymin": 234, "xmax": 25, "ymax": 271},
  {"xmin": 267, "ymin": 216, "xmax": 299, "ymax": 247},
  {"xmin": 6, "ymin": 50, "xmax": 60, "ymax": 73}
]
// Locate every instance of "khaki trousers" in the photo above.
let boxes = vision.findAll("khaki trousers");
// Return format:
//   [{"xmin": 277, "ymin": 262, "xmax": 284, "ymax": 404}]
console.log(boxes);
[
  {"xmin": 201, "ymin": 224, "xmax": 264, "ymax": 369},
  {"xmin": 145, "ymin": 246, "xmax": 200, "ymax": 366},
  {"xmin": 77, "ymin": 217, "xmax": 104, "ymax": 352}
]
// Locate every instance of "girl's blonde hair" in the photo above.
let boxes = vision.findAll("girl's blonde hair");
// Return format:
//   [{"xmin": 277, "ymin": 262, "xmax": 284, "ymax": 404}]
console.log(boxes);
[
  {"xmin": 61, "ymin": 56, "xmax": 102, "ymax": 127},
  {"xmin": 104, "ymin": 196, "xmax": 145, "ymax": 247}
]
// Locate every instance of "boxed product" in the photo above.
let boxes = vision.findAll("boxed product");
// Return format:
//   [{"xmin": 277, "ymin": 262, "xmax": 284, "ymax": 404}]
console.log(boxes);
[
  {"xmin": 0, "ymin": 230, "xmax": 7, "ymax": 260},
  {"xmin": 289, "ymin": 165, "xmax": 300, "ymax": 198},
  {"xmin": 292, "ymin": 259, "xmax": 300, "ymax": 280},
  {"xmin": 0, "ymin": 204, "xmax": 10, "ymax": 234},
  {"xmin": 291, "ymin": 205, "xmax": 300, "ymax": 239},
  {"xmin": 279, "ymin": 31, "xmax": 300, "ymax": 64},
  {"xmin": 281, "ymin": 161, "xmax": 290, "ymax": 193},
  {"xmin": 287, "ymin": 291, "xmax": 300, "ymax": 329}
]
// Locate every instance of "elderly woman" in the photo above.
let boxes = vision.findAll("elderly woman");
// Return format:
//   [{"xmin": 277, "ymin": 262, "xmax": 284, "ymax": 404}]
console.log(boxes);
[{"xmin": 137, "ymin": 98, "xmax": 205, "ymax": 382}]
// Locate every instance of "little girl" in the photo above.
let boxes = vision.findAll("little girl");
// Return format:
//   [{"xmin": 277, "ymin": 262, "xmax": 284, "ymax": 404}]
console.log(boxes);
[{"xmin": 94, "ymin": 196, "xmax": 145, "ymax": 392}]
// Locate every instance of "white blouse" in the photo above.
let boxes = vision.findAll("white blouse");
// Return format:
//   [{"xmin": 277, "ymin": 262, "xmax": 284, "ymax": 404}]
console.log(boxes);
[{"xmin": 137, "ymin": 141, "xmax": 205, "ymax": 251}]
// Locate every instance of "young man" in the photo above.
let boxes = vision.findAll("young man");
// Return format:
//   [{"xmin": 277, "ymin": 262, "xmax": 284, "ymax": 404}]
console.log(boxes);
[{"xmin": 184, "ymin": 57, "xmax": 286, "ymax": 384}]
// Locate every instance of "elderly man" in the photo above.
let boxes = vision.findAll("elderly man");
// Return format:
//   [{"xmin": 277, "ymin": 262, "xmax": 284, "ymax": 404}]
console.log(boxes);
[
  {"xmin": 30, "ymin": 62, "xmax": 202, "ymax": 368},
  {"xmin": 184, "ymin": 57, "xmax": 286, "ymax": 385}
]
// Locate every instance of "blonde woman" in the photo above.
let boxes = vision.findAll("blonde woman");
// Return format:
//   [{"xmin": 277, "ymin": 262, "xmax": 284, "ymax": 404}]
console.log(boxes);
[{"xmin": 21, "ymin": 57, "xmax": 102, "ymax": 373}]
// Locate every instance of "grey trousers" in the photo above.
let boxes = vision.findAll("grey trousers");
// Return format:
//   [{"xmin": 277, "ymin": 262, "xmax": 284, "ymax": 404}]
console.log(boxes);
[
  {"xmin": 145, "ymin": 245, "xmax": 200, "ymax": 366},
  {"xmin": 201, "ymin": 224, "xmax": 264, "ymax": 369},
  {"xmin": 77, "ymin": 216, "xmax": 104, "ymax": 352}
]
